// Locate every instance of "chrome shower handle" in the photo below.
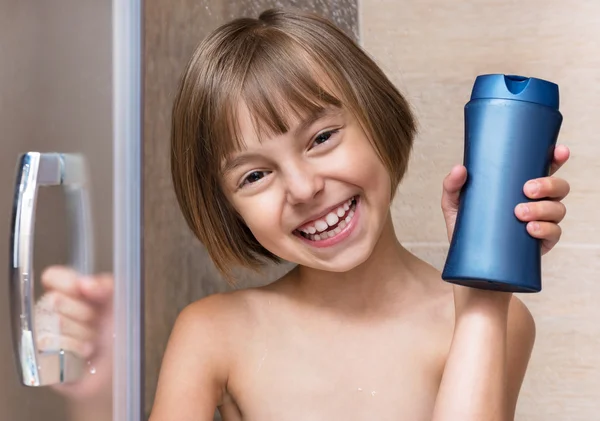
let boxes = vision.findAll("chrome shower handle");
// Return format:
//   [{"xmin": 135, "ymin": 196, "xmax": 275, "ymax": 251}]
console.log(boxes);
[{"xmin": 9, "ymin": 152, "xmax": 94, "ymax": 386}]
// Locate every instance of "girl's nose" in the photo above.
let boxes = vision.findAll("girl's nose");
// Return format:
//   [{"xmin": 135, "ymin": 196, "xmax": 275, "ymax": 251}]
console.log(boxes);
[{"xmin": 284, "ymin": 163, "xmax": 325, "ymax": 205}]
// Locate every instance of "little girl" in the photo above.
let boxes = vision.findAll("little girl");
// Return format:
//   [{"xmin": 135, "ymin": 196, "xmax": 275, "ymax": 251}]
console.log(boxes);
[{"xmin": 150, "ymin": 8, "xmax": 571, "ymax": 421}]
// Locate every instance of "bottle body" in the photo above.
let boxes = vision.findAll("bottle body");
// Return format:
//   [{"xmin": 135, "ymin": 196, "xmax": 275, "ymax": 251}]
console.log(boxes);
[{"xmin": 442, "ymin": 97, "xmax": 562, "ymax": 292}]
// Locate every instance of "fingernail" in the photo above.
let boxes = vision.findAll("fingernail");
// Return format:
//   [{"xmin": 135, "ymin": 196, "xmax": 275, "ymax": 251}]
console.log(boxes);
[
  {"xmin": 526, "ymin": 181, "xmax": 540, "ymax": 196},
  {"xmin": 530, "ymin": 222, "xmax": 540, "ymax": 233},
  {"xmin": 519, "ymin": 204, "xmax": 530, "ymax": 216}
]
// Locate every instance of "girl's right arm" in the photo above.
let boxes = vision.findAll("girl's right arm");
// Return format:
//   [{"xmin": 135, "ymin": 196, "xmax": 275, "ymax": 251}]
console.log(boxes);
[
  {"xmin": 431, "ymin": 287, "xmax": 535, "ymax": 421},
  {"xmin": 435, "ymin": 147, "xmax": 569, "ymax": 420},
  {"xmin": 148, "ymin": 296, "xmax": 231, "ymax": 421}
]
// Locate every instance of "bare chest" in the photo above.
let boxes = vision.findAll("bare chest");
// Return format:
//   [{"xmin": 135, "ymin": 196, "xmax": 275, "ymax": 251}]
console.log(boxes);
[{"xmin": 222, "ymin": 320, "xmax": 449, "ymax": 421}]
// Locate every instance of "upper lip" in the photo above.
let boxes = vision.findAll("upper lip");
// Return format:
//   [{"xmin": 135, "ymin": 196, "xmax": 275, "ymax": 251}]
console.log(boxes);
[{"xmin": 294, "ymin": 196, "xmax": 355, "ymax": 231}]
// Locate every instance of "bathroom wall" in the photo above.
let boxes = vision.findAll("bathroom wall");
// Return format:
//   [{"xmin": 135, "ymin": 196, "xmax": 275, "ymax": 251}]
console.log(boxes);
[
  {"xmin": 143, "ymin": 0, "xmax": 599, "ymax": 420},
  {"xmin": 359, "ymin": 0, "xmax": 600, "ymax": 419},
  {"xmin": 143, "ymin": 1, "xmax": 358, "ymax": 417}
]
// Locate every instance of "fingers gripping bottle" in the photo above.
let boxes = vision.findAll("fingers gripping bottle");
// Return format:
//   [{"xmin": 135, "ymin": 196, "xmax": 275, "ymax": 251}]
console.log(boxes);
[{"xmin": 441, "ymin": 74, "xmax": 563, "ymax": 293}]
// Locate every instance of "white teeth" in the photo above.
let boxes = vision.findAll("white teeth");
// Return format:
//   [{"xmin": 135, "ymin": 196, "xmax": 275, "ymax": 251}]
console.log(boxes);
[
  {"xmin": 325, "ymin": 212, "xmax": 339, "ymax": 226},
  {"xmin": 314, "ymin": 220, "xmax": 328, "ymax": 232},
  {"xmin": 298, "ymin": 196, "xmax": 358, "ymax": 239}
]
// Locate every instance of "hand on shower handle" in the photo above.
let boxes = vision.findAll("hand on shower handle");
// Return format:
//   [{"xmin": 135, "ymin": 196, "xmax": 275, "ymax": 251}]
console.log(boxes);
[{"xmin": 35, "ymin": 266, "xmax": 114, "ymax": 401}]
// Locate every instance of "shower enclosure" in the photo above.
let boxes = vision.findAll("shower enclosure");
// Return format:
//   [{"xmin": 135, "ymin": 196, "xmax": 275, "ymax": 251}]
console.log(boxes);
[
  {"xmin": 1, "ymin": 0, "xmax": 141, "ymax": 420},
  {"xmin": 4, "ymin": 1, "xmax": 596, "ymax": 421}
]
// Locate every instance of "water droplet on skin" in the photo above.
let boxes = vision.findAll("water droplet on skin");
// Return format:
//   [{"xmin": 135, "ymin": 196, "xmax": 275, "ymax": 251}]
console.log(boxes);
[
  {"xmin": 371, "ymin": 391, "xmax": 376, "ymax": 397},
  {"xmin": 357, "ymin": 387, "xmax": 362, "ymax": 392},
  {"xmin": 89, "ymin": 366, "xmax": 96, "ymax": 375}
]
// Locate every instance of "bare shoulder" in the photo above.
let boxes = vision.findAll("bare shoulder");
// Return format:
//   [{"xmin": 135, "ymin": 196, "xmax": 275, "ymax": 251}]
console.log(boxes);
[
  {"xmin": 170, "ymin": 286, "xmax": 277, "ymax": 364},
  {"xmin": 430, "ymin": 284, "xmax": 536, "ymax": 339},
  {"xmin": 508, "ymin": 295, "xmax": 536, "ymax": 340},
  {"xmin": 412, "ymin": 254, "xmax": 536, "ymax": 347},
  {"xmin": 506, "ymin": 296, "xmax": 536, "ymax": 379},
  {"xmin": 428, "ymin": 282, "xmax": 536, "ymax": 349},
  {"xmin": 176, "ymin": 272, "xmax": 294, "ymax": 343},
  {"xmin": 180, "ymin": 288, "xmax": 256, "ymax": 333},
  {"xmin": 149, "ymin": 289, "xmax": 263, "ymax": 421}
]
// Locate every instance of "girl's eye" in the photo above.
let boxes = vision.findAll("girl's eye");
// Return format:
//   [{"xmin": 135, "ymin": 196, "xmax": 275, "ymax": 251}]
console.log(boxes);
[
  {"xmin": 240, "ymin": 170, "xmax": 268, "ymax": 188},
  {"xmin": 312, "ymin": 129, "xmax": 339, "ymax": 147}
]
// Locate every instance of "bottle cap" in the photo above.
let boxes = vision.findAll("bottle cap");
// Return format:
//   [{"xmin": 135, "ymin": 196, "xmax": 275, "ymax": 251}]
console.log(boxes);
[{"xmin": 470, "ymin": 74, "xmax": 559, "ymax": 110}]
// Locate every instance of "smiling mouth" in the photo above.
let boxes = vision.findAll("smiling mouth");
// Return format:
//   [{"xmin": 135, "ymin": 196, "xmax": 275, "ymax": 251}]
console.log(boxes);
[{"xmin": 294, "ymin": 196, "xmax": 358, "ymax": 241}]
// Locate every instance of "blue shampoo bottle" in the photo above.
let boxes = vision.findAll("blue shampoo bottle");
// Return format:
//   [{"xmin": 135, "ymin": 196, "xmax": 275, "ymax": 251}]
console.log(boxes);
[{"xmin": 441, "ymin": 74, "xmax": 563, "ymax": 293}]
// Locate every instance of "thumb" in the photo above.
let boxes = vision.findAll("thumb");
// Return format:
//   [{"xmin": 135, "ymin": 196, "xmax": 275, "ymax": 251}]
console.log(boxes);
[
  {"xmin": 441, "ymin": 165, "xmax": 467, "ymax": 214},
  {"xmin": 78, "ymin": 274, "xmax": 114, "ymax": 305},
  {"xmin": 441, "ymin": 165, "xmax": 468, "ymax": 241}
]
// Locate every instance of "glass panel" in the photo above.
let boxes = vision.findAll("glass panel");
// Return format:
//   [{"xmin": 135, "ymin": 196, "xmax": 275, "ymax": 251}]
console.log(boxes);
[{"xmin": 0, "ymin": 0, "xmax": 143, "ymax": 420}]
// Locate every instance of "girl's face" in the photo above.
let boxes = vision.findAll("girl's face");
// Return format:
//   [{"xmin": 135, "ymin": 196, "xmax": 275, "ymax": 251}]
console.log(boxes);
[{"xmin": 221, "ymin": 103, "xmax": 393, "ymax": 273}]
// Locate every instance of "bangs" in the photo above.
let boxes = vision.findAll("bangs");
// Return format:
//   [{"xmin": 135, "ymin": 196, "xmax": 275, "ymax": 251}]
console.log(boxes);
[
  {"xmin": 171, "ymin": 8, "xmax": 417, "ymax": 278},
  {"xmin": 215, "ymin": 38, "xmax": 343, "ymax": 169}
]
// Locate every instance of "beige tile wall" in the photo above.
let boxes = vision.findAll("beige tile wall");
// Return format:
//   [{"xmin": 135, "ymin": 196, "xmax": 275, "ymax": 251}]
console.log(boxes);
[{"xmin": 360, "ymin": 0, "xmax": 600, "ymax": 419}]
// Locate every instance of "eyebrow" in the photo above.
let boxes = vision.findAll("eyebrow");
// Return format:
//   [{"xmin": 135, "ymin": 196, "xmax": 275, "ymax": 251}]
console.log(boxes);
[
  {"xmin": 221, "ymin": 153, "xmax": 264, "ymax": 176},
  {"xmin": 292, "ymin": 106, "xmax": 341, "ymax": 137},
  {"xmin": 221, "ymin": 106, "xmax": 343, "ymax": 176}
]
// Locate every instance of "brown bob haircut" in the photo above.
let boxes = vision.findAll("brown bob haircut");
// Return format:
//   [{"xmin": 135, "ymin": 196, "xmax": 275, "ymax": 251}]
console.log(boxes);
[{"xmin": 171, "ymin": 8, "xmax": 417, "ymax": 279}]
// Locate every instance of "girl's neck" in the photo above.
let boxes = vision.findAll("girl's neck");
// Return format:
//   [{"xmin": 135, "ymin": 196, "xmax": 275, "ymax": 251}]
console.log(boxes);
[{"xmin": 291, "ymin": 212, "xmax": 427, "ymax": 316}]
